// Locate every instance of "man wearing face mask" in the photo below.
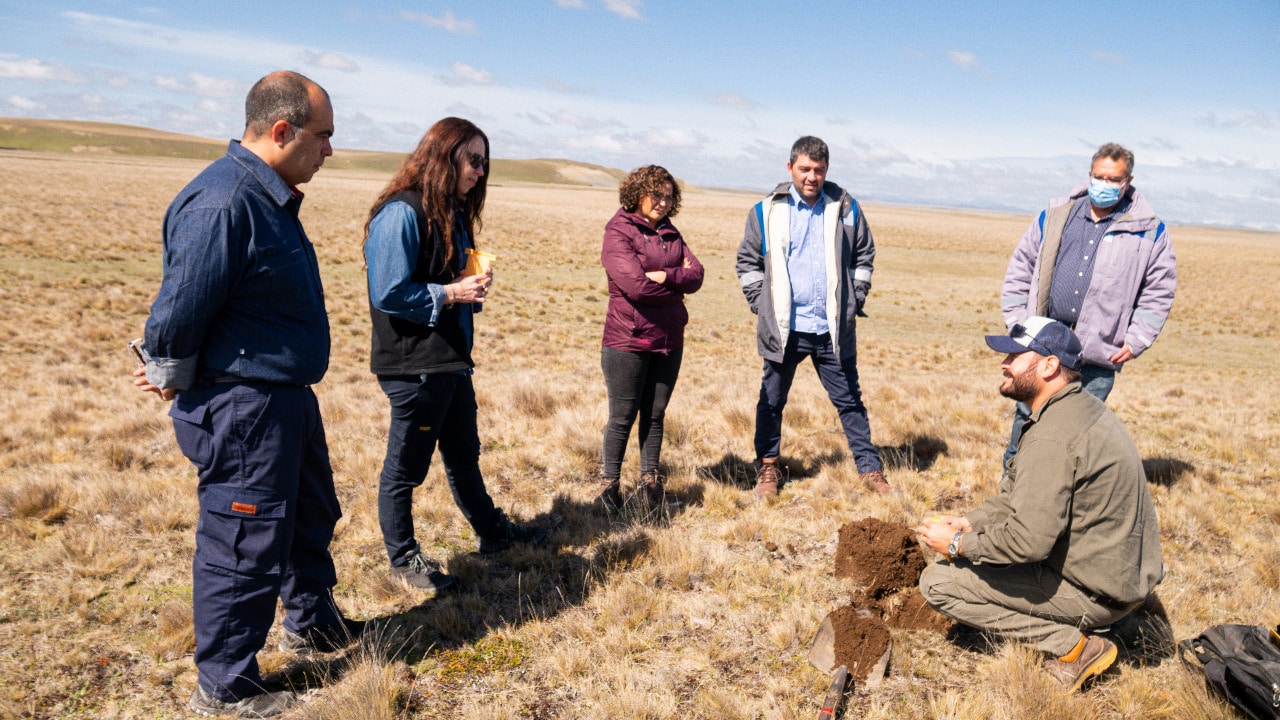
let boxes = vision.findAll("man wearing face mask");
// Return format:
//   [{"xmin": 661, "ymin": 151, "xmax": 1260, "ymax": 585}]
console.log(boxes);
[{"xmin": 998, "ymin": 143, "xmax": 1177, "ymax": 467}]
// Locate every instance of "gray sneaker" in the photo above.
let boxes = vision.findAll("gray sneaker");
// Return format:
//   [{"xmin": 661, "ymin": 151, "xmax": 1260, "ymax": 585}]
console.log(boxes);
[
  {"xmin": 188, "ymin": 685, "xmax": 295, "ymax": 718},
  {"xmin": 391, "ymin": 550, "xmax": 456, "ymax": 596}
]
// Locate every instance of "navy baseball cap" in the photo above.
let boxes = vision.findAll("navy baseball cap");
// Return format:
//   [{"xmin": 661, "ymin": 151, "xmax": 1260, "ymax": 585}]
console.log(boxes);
[{"xmin": 985, "ymin": 316, "xmax": 1083, "ymax": 371}]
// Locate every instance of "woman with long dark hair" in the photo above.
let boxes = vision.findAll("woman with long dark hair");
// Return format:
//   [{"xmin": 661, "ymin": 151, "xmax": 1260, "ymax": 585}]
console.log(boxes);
[
  {"xmin": 364, "ymin": 117, "xmax": 545, "ymax": 593},
  {"xmin": 596, "ymin": 165, "xmax": 704, "ymax": 509}
]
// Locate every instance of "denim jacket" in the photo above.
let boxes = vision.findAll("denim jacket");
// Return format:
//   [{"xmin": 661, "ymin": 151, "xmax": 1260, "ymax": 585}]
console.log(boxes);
[{"xmin": 144, "ymin": 140, "xmax": 330, "ymax": 389}]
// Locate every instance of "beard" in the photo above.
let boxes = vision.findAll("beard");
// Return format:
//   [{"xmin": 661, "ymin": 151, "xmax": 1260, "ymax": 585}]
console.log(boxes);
[{"xmin": 999, "ymin": 364, "xmax": 1040, "ymax": 403}]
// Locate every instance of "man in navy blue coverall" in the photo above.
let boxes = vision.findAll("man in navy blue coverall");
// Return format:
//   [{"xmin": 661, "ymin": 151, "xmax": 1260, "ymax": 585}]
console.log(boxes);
[{"xmin": 134, "ymin": 70, "xmax": 359, "ymax": 718}]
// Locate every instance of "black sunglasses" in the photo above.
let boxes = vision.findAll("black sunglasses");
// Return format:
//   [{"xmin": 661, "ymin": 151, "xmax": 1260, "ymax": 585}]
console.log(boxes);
[{"xmin": 461, "ymin": 148, "xmax": 488, "ymax": 171}]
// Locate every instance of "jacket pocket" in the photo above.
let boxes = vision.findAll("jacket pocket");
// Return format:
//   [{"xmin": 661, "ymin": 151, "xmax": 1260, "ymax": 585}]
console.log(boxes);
[{"xmin": 196, "ymin": 483, "xmax": 290, "ymax": 575}]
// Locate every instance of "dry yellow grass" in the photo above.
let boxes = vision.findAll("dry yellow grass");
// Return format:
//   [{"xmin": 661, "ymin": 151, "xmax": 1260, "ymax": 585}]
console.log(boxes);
[{"xmin": 0, "ymin": 147, "xmax": 1276, "ymax": 719}]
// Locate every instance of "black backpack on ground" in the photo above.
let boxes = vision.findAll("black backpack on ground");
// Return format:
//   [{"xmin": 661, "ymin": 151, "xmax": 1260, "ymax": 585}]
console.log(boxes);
[{"xmin": 1178, "ymin": 623, "xmax": 1280, "ymax": 720}]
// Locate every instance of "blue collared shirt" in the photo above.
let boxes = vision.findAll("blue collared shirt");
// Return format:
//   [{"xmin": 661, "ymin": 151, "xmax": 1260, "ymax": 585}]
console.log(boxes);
[
  {"xmin": 364, "ymin": 201, "xmax": 476, "ymax": 353},
  {"xmin": 144, "ymin": 140, "xmax": 330, "ymax": 389},
  {"xmin": 1047, "ymin": 196, "xmax": 1126, "ymax": 326},
  {"xmin": 787, "ymin": 184, "xmax": 829, "ymax": 333}
]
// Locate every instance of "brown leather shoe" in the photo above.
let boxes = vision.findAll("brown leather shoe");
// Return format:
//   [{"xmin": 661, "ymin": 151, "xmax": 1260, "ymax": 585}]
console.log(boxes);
[
  {"xmin": 640, "ymin": 472, "xmax": 681, "ymax": 507},
  {"xmin": 1042, "ymin": 635, "xmax": 1117, "ymax": 692},
  {"xmin": 594, "ymin": 476, "xmax": 622, "ymax": 511},
  {"xmin": 754, "ymin": 458, "xmax": 781, "ymax": 496},
  {"xmin": 859, "ymin": 469, "xmax": 897, "ymax": 494}
]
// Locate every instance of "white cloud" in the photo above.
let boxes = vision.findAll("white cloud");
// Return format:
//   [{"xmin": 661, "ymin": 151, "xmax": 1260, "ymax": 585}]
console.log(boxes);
[
  {"xmin": 448, "ymin": 62, "xmax": 493, "ymax": 86},
  {"xmin": 516, "ymin": 111, "xmax": 552, "ymax": 127},
  {"xmin": 602, "ymin": 0, "xmax": 643, "ymax": 20},
  {"xmin": 707, "ymin": 91, "xmax": 758, "ymax": 111},
  {"xmin": 1195, "ymin": 110, "xmax": 1277, "ymax": 130},
  {"xmin": 9, "ymin": 95, "xmax": 40, "ymax": 110},
  {"xmin": 444, "ymin": 102, "xmax": 487, "ymax": 119},
  {"xmin": 398, "ymin": 9, "xmax": 479, "ymax": 35},
  {"xmin": 544, "ymin": 109, "xmax": 619, "ymax": 130},
  {"xmin": 564, "ymin": 133, "xmax": 625, "ymax": 152},
  {"xmin": 1087, "ymin": 49, "xmax": 1125, "ymax": 65},
  {"xmin": 946, "ymin": 50, "xmax": 988, "ymax": 78},
  {"xmin": 196, "ymin": 98, "xmax": 236, "ymax": 116},
  {"xmin": 555, "ymin": 0, "xmax": 587, "ymax": 7},
  {"xmin": 304, "ymin": 50, "xmax": 360, "ymax": 72},
  {"xmin": 0, "ymin": 57, "xmax": 85, "ymax": 83},
  {"xmin": 542, "ymin": 77, "xmax": 595, "ymax": 95},
  {"xmin": 189, "ymin": 72, "xmax": 239, "ymax": 97},
  {"xmin": 153, "ymin": 75, "xmax": 183, "ymax": 92},
  {"xmin": 152, "ymin": 71, "xmax": 239, "ymax": 97},
  {"xmin": 643, "ymin": 127, "xmax": 705, "ymax": 149},
  {"xmin": 93, "ymin": 70, "xmax": 132, "ymax": 88}
]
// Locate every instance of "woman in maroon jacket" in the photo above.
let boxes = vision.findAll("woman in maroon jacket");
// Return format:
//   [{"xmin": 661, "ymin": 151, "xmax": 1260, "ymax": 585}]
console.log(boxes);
[{"xmin": 597, "ymin": 165, "xmax": 704, "ymax": 510}]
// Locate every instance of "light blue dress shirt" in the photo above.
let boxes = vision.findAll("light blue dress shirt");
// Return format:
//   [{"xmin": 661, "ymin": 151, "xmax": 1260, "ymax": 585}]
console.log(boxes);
[{"xmin": 787, "ymin": 185, "xmax": 828, "ymax": 334}]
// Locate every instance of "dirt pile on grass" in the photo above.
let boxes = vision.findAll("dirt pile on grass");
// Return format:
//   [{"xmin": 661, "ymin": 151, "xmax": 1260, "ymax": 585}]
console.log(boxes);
[{"xmin": 825, "ymin": 518, "xmax": 953, "ymax": 677}]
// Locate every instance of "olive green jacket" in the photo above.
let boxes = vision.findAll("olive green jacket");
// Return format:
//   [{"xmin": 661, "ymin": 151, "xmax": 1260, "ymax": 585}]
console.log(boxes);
[{"xmin": 963, "ymin": 383, "xmax": 1164, "ymax": 604}]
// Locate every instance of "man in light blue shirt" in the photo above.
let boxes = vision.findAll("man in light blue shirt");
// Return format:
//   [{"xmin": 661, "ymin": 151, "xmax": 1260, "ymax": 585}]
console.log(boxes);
[{"xmin": 735, "ymin": 136, "xmax": 891, "ymax": 496}]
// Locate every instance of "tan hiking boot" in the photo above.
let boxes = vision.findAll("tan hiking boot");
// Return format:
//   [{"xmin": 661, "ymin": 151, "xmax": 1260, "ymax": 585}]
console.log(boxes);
[
  {"xmin": 859, "ymin": 469, "xmax": 897, "ymax": 494},
  {"xmin": 1042, "ymin": 635, "xmax": 1118, "ymax": 692},
  {"xmin": 754, "ymin": 458, "xmax": 781, "ymax": 497},
  {"xmin": 640, "ymin": 472, "xmax": 681, "ymax": 507},
  {"xmin": 595, "ymin": 476, "xmax": 622, "ymax": 511}
]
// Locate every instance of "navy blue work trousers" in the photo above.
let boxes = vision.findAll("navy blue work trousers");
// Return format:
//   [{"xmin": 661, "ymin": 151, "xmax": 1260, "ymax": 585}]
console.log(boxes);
[
  {"xmin": 754, "ymin": 331, "xmax": 883, "ymax": 474},
  {"xmin": 376, "ymin": 373, "xmax": 503, "ymax": 566},
  {"xmin": 170, "ymin": 381, "xmax": 343, "ymax": 702}
]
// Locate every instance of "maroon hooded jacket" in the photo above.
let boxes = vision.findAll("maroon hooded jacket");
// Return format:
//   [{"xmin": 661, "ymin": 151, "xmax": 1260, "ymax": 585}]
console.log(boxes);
[{"xmin": 600, "ymin": 207, "xmax": 704, "ymax": 353}]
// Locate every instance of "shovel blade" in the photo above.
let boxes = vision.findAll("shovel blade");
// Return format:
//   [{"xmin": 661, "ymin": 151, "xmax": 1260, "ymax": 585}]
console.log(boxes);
[
  {"xmin": 808, "ymin": 614, "xmax": 837, "ymax": 674},
  {"xmin": 808, "ymin": 610, "xmax": 893, "ymax": 686}
]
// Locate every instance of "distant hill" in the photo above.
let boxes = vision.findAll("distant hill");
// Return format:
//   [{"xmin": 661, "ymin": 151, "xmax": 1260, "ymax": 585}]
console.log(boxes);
[{"xmin": 0, "ymin": 117, "xmax": 630, "ymax": 186}]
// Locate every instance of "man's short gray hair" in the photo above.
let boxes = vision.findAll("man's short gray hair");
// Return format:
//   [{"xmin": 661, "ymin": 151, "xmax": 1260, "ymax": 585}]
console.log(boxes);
[
  {"xmin": 1093, "ymin": 143, "xmax": 1135, "ymax": 176},
  {"xmin": 244, "ymin": 71, "xmax": 327, "ymax": 137}
]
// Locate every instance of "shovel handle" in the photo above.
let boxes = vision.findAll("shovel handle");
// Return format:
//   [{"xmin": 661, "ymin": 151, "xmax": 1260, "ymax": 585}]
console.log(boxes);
[{"xmin": 817, "ymin": 665, "xmax": 849, "ymax": 720}]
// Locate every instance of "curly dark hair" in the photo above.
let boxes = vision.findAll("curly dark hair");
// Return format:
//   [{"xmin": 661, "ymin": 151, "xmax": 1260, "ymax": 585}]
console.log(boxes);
[{"xmin": 618, "ymin": 165, "xmax": 680, "ymax": 219}]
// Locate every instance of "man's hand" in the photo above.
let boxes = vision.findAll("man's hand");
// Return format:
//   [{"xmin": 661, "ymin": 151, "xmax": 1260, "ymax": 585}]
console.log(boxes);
[
  {"xmin": 915, "ymin": 515, "xmax": 971, "ymax": 555},
  {"xmin": 1109, "ymin": 343, "xmax": 1134, "ymax": 364},
  {"xmin": 133, "ymin": 365, "xmax": 176, "ymax": 401}
]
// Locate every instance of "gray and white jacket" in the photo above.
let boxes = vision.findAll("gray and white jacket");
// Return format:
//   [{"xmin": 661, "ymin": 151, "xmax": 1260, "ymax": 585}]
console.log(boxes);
[{"xmin": 735, "ymin": 181, "xmax": 875, "ymax": 363}]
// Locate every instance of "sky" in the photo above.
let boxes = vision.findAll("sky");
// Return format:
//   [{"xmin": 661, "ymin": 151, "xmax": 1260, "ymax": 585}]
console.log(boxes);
[{"xmin": 2, "ymin": 1, "xmax": 1278, "ymax": 230}]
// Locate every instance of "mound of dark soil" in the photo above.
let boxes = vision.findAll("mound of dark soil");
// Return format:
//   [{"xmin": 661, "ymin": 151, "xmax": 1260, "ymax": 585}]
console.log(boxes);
[
  {"xmin": 834, "ymin": 517, "xmax": 927, "ymax": 598},
  {"xmin": 822, "ymin": 518, "xmax": 952, "ymax": 683},
  {"xmin": 828, "ymin": 605, "xmax": 892, "ymax": 678},
  {"xmin": 880, "ymin": 588, "xmax": 954, "ymax": 634}
]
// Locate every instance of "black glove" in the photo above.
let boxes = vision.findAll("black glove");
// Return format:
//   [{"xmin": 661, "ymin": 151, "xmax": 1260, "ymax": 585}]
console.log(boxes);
[{"xmin": 854, "ymin": 280, "xmax": 870, "ymax": 316}]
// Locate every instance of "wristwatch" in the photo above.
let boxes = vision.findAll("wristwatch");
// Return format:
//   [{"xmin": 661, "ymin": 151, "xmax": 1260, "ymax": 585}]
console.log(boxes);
[{"xmin": 947, "ymin": 531, "xmax": 964, "ymax": 558}]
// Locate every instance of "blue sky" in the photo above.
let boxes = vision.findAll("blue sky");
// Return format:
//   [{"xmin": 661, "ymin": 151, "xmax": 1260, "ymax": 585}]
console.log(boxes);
[{"xmin": 2, "ymin": 1, "xmax": 1278, "ymax": 229}]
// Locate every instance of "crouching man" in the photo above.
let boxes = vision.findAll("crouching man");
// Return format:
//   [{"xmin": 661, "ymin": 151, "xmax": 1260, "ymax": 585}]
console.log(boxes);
[{"xmin": 917, "ymin": 317, "xmax": 1163, "ymax": 692}]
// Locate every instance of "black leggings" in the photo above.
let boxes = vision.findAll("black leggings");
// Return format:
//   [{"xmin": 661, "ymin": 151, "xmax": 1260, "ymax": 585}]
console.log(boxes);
[{"xmin": 600, "ymin": 346, "xmax": 683, "ymax": 479}]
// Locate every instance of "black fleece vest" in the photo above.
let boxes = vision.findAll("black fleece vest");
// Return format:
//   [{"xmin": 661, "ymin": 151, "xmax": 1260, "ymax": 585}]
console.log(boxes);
[{"xmin": 368, "ymin": 190, "xmax": 473, "ymax": 375}]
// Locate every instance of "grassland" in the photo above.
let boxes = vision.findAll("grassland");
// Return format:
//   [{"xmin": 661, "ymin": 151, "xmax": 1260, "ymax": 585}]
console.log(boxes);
[
  {"xmin": 0, "ymin": 143, "xmax": 1276, "ymax": 719},
  {"xmin": 0, "ymin": 118, "xmax": 630, "ymax": 182}
]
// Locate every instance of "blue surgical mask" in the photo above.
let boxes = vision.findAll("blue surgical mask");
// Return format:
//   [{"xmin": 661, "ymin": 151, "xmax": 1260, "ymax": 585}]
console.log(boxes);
[{"xmin": 1088, "ymin": 178, "xmax": 1125, "ymax": 208}]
